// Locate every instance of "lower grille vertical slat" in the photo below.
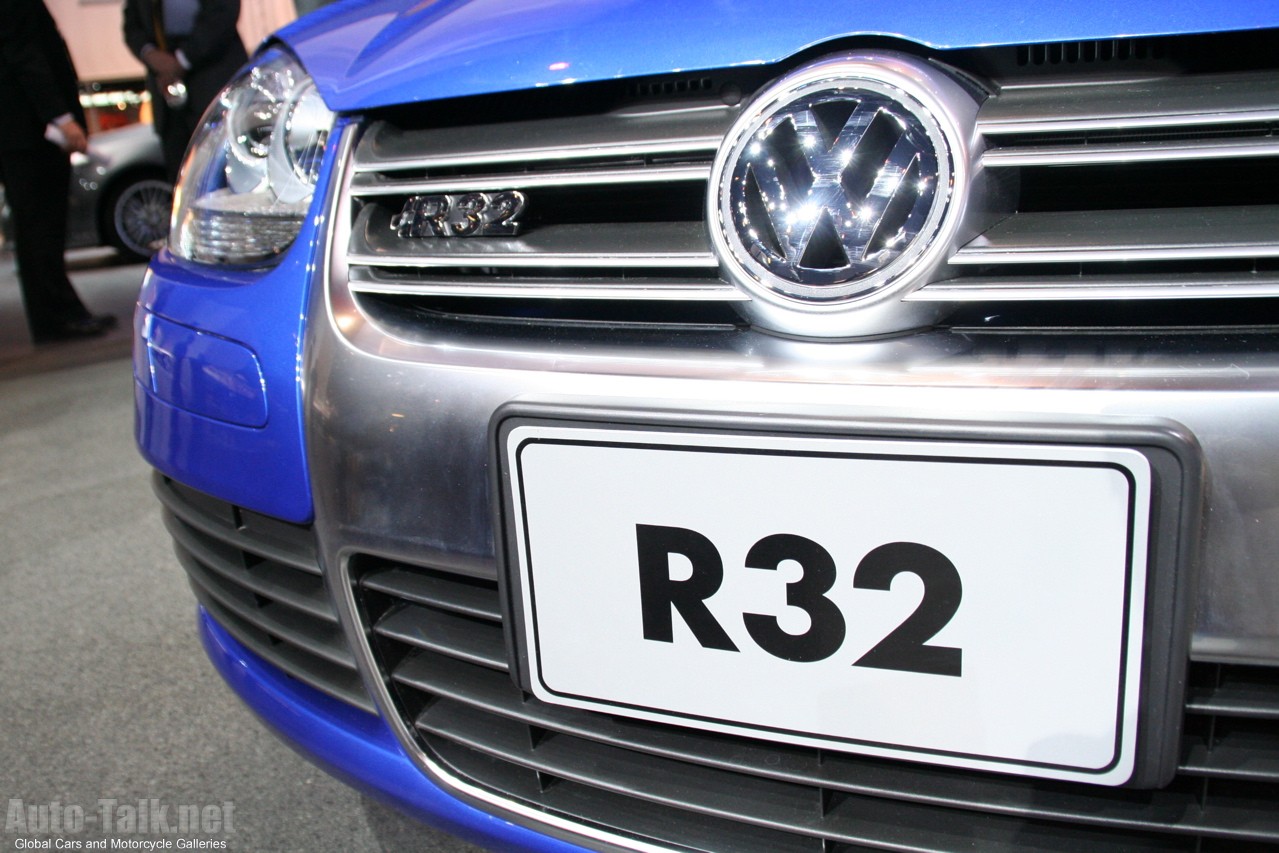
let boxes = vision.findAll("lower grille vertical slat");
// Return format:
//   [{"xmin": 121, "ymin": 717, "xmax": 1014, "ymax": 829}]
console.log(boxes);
[
  {"xmin": 416, "ymin": 696, "xmax": 828, "ymax": 833},
  {"xmin": 164, "ymin": 513, "xmax": 337, "ymax": 623},
  {"xmin": 155, "ymin": 475, "xmax": 374, "ymax": 714},
  {"xmin": 1180, "ymin": 726, "xmax": 1279, "ymax": 782},
  {"xmin": 180, "ymin": 553, "xmax": 355, "ymax": 670},
  {"xmin": 427, "ymin": 736, "xmax": 824, "ymax": 853},
  {"xmin": 353, "ymin": 553, "xmax": 1279, "ymax": 851},
  {"xmin": 196, "ymin": 593, "xmax": 374, "ymax": 713},
  {"xmin": 1186, "ymin": 666, "xmax": 1279, "ymax": 720}
]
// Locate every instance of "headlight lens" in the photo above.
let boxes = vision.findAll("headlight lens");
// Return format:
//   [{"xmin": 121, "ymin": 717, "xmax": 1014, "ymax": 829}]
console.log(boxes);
[{"xmin": 170, "ymin": 49, "xmax": 334, "ymax": 265}]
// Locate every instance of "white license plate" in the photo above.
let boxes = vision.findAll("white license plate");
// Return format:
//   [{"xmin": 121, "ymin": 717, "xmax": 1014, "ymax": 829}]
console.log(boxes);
[{"xmin": 503, "ymin": 424, "xmax": 1151, "ymax": 785}]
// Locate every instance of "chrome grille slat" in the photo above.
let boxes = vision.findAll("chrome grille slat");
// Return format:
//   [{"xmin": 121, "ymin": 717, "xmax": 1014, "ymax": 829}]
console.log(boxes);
[
  {"xmin": 349, "ymin": 164, "xmax": 710, "ymax": 195},
  {"xmin": 951, "ymin": 206, "xmax": 1279, "ymax": 265},
  {"xmin": 344, "ymin": 102, "xmax": 733, "ymax": 316},
  {"xmin": 352, "ymin": 104, "xmax": 732, "ymax": 172},
  {"xmin": 349, "ymin": 219, "xmax": 718, "ymax": 270},
  {"xmin": 977, "ymin": 70, "xmax": 1279, "ymax": 134},
  {"xmin": 348, "ymin": 266, "xmax": 742, "ymax": 301},
  {"xmin": 910, "ymin": 272, "xmax": 1279, "ymax": 302},
  {"xmin": 341, "ymin": 61, "xmax": 1279, "ymax": 325},
  {"xmin": 959, "ymin": 67, "xmax": 1279, "ymax": 303},
  {"xmin": 982, "ymin": 136, "xmax": 1279, "ymax": 168},
  {"xmin": 356, "ymin": 555, "xmax": 1279, "ymax": 850}
]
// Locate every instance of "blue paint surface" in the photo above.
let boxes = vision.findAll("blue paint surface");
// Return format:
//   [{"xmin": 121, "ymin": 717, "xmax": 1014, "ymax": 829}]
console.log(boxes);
[
  {"xmin": 137, "ymin": 312, "xmax": 268, "ymax": 428},
  {"xmin": 278, "ymin": 0, "xmax": 1279, "ymax": 110},
  {"xmin": 199, "ymin": 608, "xmax": 589, "ymax": 852}
]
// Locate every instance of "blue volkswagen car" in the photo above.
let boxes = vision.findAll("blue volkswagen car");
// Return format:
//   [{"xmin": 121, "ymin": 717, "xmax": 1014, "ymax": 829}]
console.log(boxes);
[{"xmin": 135, "ymin": 1, "xmax": 1279, "ymax": 849}]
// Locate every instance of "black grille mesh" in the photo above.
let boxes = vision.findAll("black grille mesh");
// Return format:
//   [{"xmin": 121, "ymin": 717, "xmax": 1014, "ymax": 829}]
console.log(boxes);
[
  {"xmin": 155, "ymin": 476, "xmax": 374, "ymax": 714},
  {"xmin": 355, "ymin": 553, "xmax": 1279, "ymax": 852},
  {"xmin": 1015, "ymin": 39, "xmax": 1163, "ymax": 66}
]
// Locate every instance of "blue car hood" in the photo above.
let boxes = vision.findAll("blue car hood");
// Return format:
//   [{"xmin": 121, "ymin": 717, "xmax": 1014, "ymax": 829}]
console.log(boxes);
[{"xmin": 278, "ymin": 0, "xmax": 1279, "ymax": 112}]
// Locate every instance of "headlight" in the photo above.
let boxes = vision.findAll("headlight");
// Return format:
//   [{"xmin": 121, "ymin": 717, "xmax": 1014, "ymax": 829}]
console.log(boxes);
[{"xmin": 170, "ymin": 49, "xmax": 334, "ymax": 265}]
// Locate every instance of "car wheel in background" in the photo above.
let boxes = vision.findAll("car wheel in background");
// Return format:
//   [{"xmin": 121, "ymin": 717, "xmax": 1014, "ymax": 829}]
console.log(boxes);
[{"xmin": 104, "ymin": 175, "xmax": 172, "ymax": 261}]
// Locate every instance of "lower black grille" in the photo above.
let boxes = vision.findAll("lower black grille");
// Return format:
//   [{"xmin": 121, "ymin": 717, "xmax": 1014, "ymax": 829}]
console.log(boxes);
[
  {"xmin": 354, "ymin": 553, "xmax": 1279, "ymax": 852},
  {"xmin": 156, "ymin": 476, "xmax": 374, "ymax": 713}
]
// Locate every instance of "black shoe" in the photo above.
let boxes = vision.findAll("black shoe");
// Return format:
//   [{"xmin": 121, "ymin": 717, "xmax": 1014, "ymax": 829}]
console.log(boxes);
[{"xmin": 32, "ymin": 314, "xmax": 118, "ymax": 343}]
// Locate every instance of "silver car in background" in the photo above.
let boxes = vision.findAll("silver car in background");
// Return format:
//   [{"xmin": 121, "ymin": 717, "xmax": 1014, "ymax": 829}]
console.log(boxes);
[{"xmin": 1, "ymin": 122, "xmax": 171, "ymax": 261}]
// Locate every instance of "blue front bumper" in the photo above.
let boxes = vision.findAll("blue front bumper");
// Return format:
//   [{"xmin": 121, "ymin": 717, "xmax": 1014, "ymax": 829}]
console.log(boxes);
[{"xmin": 197, "ymin": 606, "xmax": 586, "ymax": 853}]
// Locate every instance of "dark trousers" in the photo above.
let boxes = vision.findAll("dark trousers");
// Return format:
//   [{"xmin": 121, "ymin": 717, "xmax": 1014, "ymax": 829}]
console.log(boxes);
[
  {"xmin": 157, "ymin": 104, "xmax": 198, "ymax": 184},
  {"xmin": 0, "ymin": 143, "xmax": 90, "ymax": 337}
]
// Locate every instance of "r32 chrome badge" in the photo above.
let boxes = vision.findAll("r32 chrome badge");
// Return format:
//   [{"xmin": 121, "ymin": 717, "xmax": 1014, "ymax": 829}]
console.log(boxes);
[{"xmin": 390, "ymin": 190, "xmax": 527, "ymax": 238}]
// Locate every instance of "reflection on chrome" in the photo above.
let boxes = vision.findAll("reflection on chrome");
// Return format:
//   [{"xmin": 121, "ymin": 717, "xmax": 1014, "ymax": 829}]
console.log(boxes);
[{"xmin": 728, "ymin": 94, "xmax": 939, "ymax": 289}]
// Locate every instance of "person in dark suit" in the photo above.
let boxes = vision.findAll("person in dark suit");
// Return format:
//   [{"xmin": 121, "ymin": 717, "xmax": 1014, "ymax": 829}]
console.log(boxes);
[
  {"xmin": 123, "ymin": 0, "xmax": 248, "ymax": 182},
  {"xmin": 0, "ymin": 0, "xmax": 116, "ymax": 343}
]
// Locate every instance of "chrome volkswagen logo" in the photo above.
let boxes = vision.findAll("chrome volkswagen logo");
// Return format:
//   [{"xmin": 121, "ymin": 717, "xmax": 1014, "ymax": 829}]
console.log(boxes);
[
  {"xmin": 731, "ymin": 92, "xmax": 938, "ymax": 289},
  {"xmin": 709, "ymin": 53, "xmax": 976, "ymax": 336}
]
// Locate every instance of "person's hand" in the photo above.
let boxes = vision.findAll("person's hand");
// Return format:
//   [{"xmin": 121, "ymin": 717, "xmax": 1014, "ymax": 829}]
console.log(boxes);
[
  {"xmin": 144, "ymin": 48, "xmax": 184, "ymax": 81},
  {"xmin": 54, "ymin": 116, "xmax": 88, "ymax": 154},
  {"xmin": 156, "ymin": 69, "xmax": 181, "ymax": 92}
]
